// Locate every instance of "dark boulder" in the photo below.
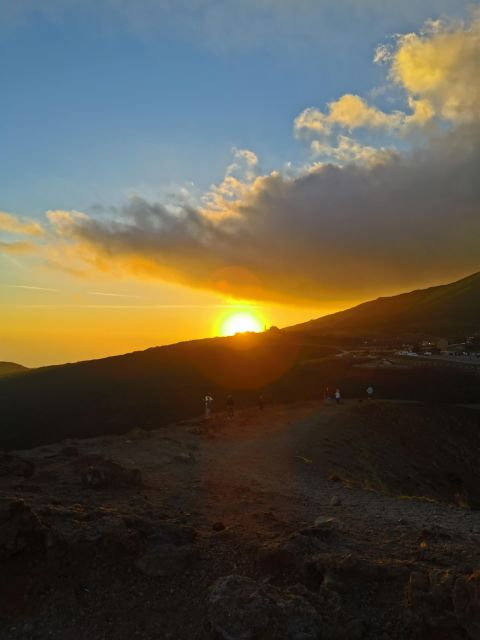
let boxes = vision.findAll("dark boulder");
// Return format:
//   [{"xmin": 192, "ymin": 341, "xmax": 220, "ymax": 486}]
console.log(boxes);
[
  {"xmin": 0, "ymin": 451, "xmax": 35, "ymax": 478},
  {"xmin": 0, "ymin": 497, "xmax": 45, "ymax": 558},
  {"xmin": 453, "ymin": 571, "xmax": 480, "ymax": 639},
  {"xmin": 73, "ymin": 454, "xmax": 142, "ymax": 489},
  {"xmin": 207, "ymin": 575, "xmax": 330, "ymax": 640}
]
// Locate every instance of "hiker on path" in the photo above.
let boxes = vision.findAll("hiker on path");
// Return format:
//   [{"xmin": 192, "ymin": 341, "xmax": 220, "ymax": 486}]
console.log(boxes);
[
  {"xmin": 335, "ymin": 388, "xmax": 341, "ymax": 405},
  {"xmin": 204, "ymin": 393, "xmax": 214, "ymax": 419},
  {"xmin": 366, "ymin": 385, "xmax": 374, "ymax": 400},
  {"xmin": 226, "ymin": 394, "xmax": 234, "ymax": 418},
  {"xmin": 324, "ymin": 385, "xmax": 332, "ymax": 404}
]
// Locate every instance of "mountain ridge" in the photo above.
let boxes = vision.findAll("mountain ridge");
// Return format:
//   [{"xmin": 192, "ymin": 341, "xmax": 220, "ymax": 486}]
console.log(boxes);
[
  {"xmin": 1, "ymin": 271, "xmax": 480, "ymax": 450},
  {"xmin": 286, "ymin": 271, "xmax": 480, "ymax": 337},
  {"xmin": 0, "ymin": 361, "xmax": 28, "ymax": 377}
]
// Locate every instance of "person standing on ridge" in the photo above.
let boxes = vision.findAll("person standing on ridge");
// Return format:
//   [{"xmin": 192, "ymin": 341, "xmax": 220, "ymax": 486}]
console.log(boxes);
[
  {"xmin": 366, "ymin": 385, "xmax": 374, "ymax": 400},
  {"xmin": 335, "ymin": 388, "xmax": 341, "ymax": 405},
  {"xmin": 204, "ymin": 393, "xmax": 213, "ymax": 419},
  {"xmin": 258, "ymin": 395, "xmax": 264, "ymax": 410}
]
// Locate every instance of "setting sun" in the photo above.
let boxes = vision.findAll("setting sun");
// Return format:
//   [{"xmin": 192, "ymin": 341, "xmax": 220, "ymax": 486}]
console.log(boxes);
[{"xmin": 219, "ymin": 311, "xmax": 264, "ymax": 336}]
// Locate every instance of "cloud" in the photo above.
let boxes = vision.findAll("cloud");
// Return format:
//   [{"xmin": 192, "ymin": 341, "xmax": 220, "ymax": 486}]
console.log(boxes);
[
  {"xmin": 294, "ymin": 95, "xmax": 409, "ymax": 137},
  {"xmin": 294, "ymin": 92, "xmax": 435, "ymax": 144},
  {"xmin": 0, "ymin": 212, "xmax": 44, "ymax": 237},
  {"xmin": 7, "ymin": 285, "xmax": 59, "ymax": 292},
  {"xmin": 294, "ymin": 108, "xmax": 332, "ymax": 137},
  {"xmin": 0, "ymin": 241, "xmax": 37, "ymax": 254},
  {"xmin": 46, "ymin": 209, "xmax": 88, "ymax": 234},
  {"xmin": 202, "ymin": 148, "xmax": 260, "ymax": 214},
  {"xmin": 226, "ymin": 148, "xmax": 259, "ymax": 182},
  {"xmin": 88, "ymin": 291, "xmax": 146, "ymax": 299},
  {"xmin": 310, "ymin": 136, "xmax": 395, "ymax": 165},
  {"xmin": 39, "ymin": 15, "xmax": 480, "ymax": 306},
  {"xmin": 390, "ymin": 15, "xmax": 480, "ymax": 122},
  {"xmin": 47, "ymin": 124, "xmax": 480, "ymax": 305},
  {"xmin": 0, "ymin": 212, "xmax": 44, "ymax": 256},
  {"xmin": 296, "ymin": 15, "xmax": 479, "ymax": 148},
  {"xmin": 373, "ymin": 43, "xmax": 393, "ymax": 64}
]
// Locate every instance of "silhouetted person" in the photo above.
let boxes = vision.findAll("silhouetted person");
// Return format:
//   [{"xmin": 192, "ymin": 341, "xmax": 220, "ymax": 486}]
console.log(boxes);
[
  {"xmin": 335, "ymin": 388, "xmax": 341, "ymax": 405},
  {"xmin": 366, "ymin": 385, "xmax": 374, "ymax": 400},
  {"xmin": 204, "ymin": 393, "xmax": 213, "ymax": 419},
  {"xmin": 258, "ymin": 395, "xmax": 264, "ymax": 410},
  {"xmin": 226, "ymin": 394, "xmax": 234, "ymax": 418},
  {"xmin": 324, "ymin": 385, "xmax": 332, "ymax": 405}
]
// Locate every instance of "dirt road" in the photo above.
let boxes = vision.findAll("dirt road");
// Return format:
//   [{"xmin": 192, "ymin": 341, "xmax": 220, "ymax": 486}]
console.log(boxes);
[{"xmin": 3, "ymin": 400, "xmax": 480, "ymax": 639}]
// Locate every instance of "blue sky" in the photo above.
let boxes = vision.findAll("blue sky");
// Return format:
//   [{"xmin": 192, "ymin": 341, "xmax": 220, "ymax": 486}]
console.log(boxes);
[
  {"xmin": 1, "ymin": 0, "xmax": 472, "ymax": 216},
  {"xmin": 1, "ymin": 1, "xmax": 478, "ymax": 366}
]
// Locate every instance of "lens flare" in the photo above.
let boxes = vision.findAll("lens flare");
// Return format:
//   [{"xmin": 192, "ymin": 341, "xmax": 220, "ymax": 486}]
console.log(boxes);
[{"xmin": 219, "ymin": 310, "xmax": 264, "ymax": 336}]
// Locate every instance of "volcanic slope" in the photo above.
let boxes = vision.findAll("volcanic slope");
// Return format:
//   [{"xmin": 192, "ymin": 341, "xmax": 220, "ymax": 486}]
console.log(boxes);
[
  {"xmin": 2, "ymin": 401, "xmax": 480, "ymax": 639},
  {"xmin": 287, "ymin": 270, "xmax": 480, "ymax": 337},
  {"xmin": 0, "ymin": 362, "xmax": 28, "ymax": 377}
]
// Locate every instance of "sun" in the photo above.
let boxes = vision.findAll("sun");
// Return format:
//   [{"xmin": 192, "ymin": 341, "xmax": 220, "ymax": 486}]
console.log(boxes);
[{"xmin": 219, "ymin": 310, "xmax": 264, "ymax": 336}]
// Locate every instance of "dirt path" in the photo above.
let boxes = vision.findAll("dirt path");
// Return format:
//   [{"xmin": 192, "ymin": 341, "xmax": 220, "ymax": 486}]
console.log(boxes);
[
  {"xmin": 3, "ymin": 400, "xmax": 480, "ymax": 639},
  {"xmin": 163, "ymin": 400, "xmax": 480, "ymax": 549},
  {"xmin": 209, "ymin": 399, "xmax": 480, "ymax": 508},
  {"xmin": 21, "ymin": 398, "xmax": 478, "ymax": 544}
]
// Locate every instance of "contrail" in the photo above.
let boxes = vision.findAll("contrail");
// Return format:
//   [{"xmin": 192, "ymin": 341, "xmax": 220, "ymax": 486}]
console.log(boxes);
[
  {"xmin": 7, "ymin": 285, "xmax": 59, "ymax": 292},
  {"xmin": 88, "ymin": 291, "xmax": 146, "ymax": 299},
  {"xmin": 11, "ymin": 304, "xmax": 266, "ymax": 310}
]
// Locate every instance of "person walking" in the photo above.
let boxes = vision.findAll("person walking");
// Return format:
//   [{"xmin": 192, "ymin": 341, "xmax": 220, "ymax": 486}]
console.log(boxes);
[
  {"xmin": 204, "ymin": 393, "xmax": 213, "ymax": 419},
  {"xmin": 335, "ymin": 388, "xmax": 341, "ymax": 405},
  {"xmin": 324, "ymin": 385, "xmax": 332, "ymax": 405},
  {"xmin": 366, "ymin": 385, "xmax": 374, "ymax": 400},
  {"xmin": 226, "ymin": 394, "xmax": 234, "ymax": 418}
]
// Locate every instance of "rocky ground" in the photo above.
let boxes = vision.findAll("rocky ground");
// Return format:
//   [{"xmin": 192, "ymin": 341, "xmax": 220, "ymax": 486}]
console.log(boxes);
[{"xmin": 1, "ymin": 400, "xmax": 480, "ymax": 639}]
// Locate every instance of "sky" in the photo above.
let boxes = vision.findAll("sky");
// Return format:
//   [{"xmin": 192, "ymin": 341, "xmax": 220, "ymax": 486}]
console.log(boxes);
[{"xmin": 1, "ymin": 0, "xmax": 479, "ymax": 366}]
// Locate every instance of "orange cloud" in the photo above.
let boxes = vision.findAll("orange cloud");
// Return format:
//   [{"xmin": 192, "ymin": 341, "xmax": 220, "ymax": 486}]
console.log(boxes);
[
  {"xmin": 0, "ymin": 212, "xmax": 44, "ymax": 237},
  {"xmin": 29, "ymin": 15, "xmax": 480, "ymax": 308},
  {"xmin": 0, "ymin": 240, "xmax": 37, "ymax": 254}
]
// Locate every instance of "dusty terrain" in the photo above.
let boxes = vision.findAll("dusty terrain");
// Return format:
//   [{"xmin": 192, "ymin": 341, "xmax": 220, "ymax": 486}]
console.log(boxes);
[{"xmin": 2, "ymin": 400, "xmax": 480, "ymax": 639}]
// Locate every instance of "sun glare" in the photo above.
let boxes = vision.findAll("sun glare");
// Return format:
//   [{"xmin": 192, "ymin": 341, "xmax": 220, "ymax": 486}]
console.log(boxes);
[{"xmin": 219, "ymin": 311, "xmax": 264, "ymax": 336}]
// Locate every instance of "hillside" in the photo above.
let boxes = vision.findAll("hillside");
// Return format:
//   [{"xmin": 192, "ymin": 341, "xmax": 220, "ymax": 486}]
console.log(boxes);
[
  {"xmin": 1, "ymin": 330, "xmax": 478, "ymax": 451},
  {"xmin": 0, "ymin": 361, "xmax": 28, "ymax": 377},
  {"xmin": 0, "ymin": 333, "xmax": 339, "ymax": 449},
  {"xmin": 287, "ymin": 271, "xmax": 480, "ymax": 338},
  {"xmin": 2, "ymin": 401, "xmax": 480, "ymax": 639}
]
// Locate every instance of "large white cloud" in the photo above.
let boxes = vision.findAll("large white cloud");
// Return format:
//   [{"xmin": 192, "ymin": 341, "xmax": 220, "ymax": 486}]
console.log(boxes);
[
  {"xmin": 295, "ymin": 15, "xmax": 480, "ymax": 158},
  {"xmin": 15, "ymin": 15, "xmax": 480, "ymax": 306}
]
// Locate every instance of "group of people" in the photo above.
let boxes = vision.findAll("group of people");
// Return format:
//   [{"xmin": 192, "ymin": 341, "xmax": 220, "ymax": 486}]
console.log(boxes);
[
  {"xmin": 204, "ymin": 393, "xmax": 264, "ymax": 419},
  {"xmin": 204, "ymin": 385, "xmax": 375, "ymax": 418},
  {"xmin": 324, "ymin": 385, "xmax": 374, "ymax": 405}
]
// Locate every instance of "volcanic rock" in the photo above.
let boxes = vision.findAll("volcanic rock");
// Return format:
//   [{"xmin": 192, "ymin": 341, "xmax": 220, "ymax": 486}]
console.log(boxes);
[
  {"xmin": 0, "ymin": 497, "xmax": 45, "ymax": 558},
  {"xmin": 0, "ymin": 452, "xmax": 35, "ymax": 478},
  {"xmin": 74, "ymin": 454, "xmax": 142, "ymax": 489}
]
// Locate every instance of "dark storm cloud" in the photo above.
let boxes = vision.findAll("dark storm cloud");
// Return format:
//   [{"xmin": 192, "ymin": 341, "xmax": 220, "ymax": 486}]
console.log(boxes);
[{"xmin": 60, "ymin": 123, "xmax": 480, "ymax": 305}]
